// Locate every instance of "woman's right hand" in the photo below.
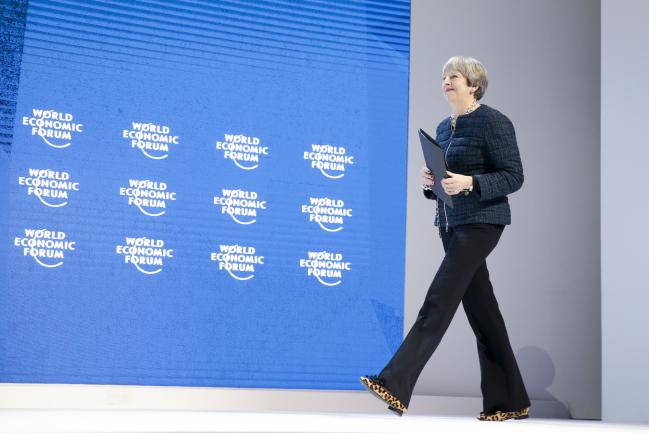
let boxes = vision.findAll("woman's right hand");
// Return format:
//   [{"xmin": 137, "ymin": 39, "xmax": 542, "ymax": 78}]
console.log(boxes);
[{"xmin": 421, "ymin": 167, "xmax": 436, "ymax": 185}]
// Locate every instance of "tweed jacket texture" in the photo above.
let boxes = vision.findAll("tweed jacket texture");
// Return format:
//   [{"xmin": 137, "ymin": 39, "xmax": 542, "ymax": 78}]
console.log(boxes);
[{"xmin": 423, "ymin": 104, "xmax": 524, "ymax": 230}]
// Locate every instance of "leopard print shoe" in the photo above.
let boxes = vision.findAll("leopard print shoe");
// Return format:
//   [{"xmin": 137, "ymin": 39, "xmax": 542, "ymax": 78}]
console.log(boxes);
[
  {"xmin": 477, "ymin": 406, "xmax": 529, "ymax": 421},
  {"xmin": 359, "ymin": 375, "xmax": 407, "ymax": 416}
]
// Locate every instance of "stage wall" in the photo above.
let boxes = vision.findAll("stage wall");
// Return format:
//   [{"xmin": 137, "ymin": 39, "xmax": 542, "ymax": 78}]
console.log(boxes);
[{"xmin": 0, "ymin": 0, "xmax": 410, "ymax": 390}]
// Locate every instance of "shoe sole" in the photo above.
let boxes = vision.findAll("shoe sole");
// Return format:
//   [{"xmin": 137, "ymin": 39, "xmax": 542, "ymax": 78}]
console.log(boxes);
[
  {"xmin": 387, "ymin": 405, "xmax": 403, "ymax": 417},
  {"xmin": 359, "ymin": 376, "xmax": 406, "ymax": 416},
  {"xmin": 477, "ymin": 407, "xmax": 529, "ymax": 421}
]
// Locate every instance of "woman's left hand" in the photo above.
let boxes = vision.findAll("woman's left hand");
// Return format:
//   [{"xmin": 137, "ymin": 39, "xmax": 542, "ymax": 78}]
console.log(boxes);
[{"xmin": 441, "ymin": 170, "xmax": 472, "ymax": 195}]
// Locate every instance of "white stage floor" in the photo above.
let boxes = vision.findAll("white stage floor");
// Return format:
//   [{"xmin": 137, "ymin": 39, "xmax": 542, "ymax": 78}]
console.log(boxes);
[{"xmin": 2, "ymin": 410, "xmax": 649, "ymax": 433}]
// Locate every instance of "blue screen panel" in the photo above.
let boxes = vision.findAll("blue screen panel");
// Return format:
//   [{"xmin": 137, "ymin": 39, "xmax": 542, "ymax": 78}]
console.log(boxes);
[{"xmin": 0, "ymin": 0, "xmax": 410, "ymax": 390}]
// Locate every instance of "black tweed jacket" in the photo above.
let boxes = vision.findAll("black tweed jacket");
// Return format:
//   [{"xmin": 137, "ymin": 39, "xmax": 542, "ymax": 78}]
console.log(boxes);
[{"xmin": 423, "ymin": 104, "xmax": 524, "ymax": 231}]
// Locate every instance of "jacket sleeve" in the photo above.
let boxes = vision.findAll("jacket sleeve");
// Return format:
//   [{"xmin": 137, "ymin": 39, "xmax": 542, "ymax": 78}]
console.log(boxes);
[{"xmin": 473, "ymin": 115, "xmax": 524, "ymax": 201}]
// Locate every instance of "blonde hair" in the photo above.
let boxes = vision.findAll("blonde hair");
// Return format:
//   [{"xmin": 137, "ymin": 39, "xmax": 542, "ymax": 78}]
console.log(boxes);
[{"xmin": 442, "ymin": 56, "xmax": 488, "ymax": 100}]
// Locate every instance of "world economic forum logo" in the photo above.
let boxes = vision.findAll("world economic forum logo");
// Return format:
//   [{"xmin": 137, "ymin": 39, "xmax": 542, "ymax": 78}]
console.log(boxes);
[
  {"xmin": 299, "ymin": 251, "xmax": 351, "ymax": 286},
  {"xmin": 210, "ymin": 244, "xmax": 264, "ymax": 281},
  {"xmin": 303, "ymin": 144, "xmax": 354, "ymax": 179},
  {"xmin": 14, "ymin": 229, "xmax": 76, "ymax": 268},
  {"xmin": 22, "ymin": 109, "xmax": 83, "ymax": 149},
  {"xmin": 119, "ymin": 179, "xmax": 177, "ymax": 217},
  {"xmin": 122, "ymin": 122, "xmax": 179, "ymax": 160},
  {"xmin": 18, "ymin": 168, "xmax": 80, "ymax": 208},
  {"xmin": 301, "ymin": 197, "xmax": 352, "ymax": 232},
  {"xmin": 213, "ymin": 188, "xmax": 266, "ymax": 225},
  {"xmin": 115, "ymin": 237, "xmax": 173, "ymax": 274},
  {"xmin": 215, "ymin": 133, "xmax": 268, "ymax": 170}
]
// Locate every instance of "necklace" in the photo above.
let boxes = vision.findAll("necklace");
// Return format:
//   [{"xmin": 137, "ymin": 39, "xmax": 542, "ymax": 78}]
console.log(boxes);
[{"xmin": 451, "ymin": 99, "xmax": 479, "ymax": 131}]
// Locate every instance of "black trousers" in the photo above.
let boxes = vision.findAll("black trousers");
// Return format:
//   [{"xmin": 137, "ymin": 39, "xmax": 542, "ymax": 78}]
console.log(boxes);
[{"xmin": 378, "ymin": 223, "xmax": 531, "ymax": 413}]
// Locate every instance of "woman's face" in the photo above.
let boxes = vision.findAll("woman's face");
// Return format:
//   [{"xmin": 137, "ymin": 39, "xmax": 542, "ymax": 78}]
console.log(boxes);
[{"xmin": 441, "ymin": 70, "xmax": 477, "ymax": 104}]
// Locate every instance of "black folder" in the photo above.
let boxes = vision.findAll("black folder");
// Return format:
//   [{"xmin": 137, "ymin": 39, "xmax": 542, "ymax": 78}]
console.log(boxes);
[{"xmin": 418, "ymin": 128, "xmax": 453, "ymax": 208}]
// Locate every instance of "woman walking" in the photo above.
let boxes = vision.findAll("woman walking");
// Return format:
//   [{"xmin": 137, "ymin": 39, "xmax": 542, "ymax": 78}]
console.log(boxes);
[{"xmin": 361, "ymin": 56, "xmax": 531, "ymax": 422}]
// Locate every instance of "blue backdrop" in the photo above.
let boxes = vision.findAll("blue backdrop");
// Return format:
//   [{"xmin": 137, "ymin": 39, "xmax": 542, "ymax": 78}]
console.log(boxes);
[{"xmin": 0, "ymin": 0, "xmax": 410, "ymax": 389}]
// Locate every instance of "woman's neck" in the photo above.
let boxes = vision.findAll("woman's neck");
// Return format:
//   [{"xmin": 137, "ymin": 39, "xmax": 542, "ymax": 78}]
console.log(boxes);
[{"xmin": 451, "ymin": 99, "xmax": 479, "ymax": 117}]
